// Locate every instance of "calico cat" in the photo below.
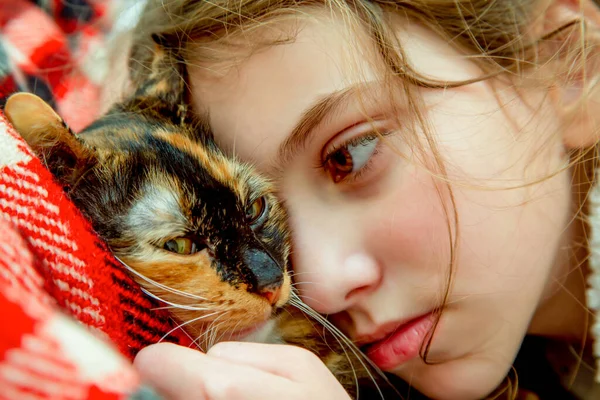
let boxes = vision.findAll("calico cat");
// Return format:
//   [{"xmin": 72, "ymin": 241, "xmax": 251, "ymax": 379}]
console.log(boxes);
[{"xmin": 3, "ymin": 37, "xmax": 387, "ymax": 398}]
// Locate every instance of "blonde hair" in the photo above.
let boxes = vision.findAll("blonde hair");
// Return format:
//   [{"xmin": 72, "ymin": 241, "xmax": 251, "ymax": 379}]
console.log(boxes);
[{"xmin": 130, "ymin": 0, "xmax": 600, "ymax": 397}]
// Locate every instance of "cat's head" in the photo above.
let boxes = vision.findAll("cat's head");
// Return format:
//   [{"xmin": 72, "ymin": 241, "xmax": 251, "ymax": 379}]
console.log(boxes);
[{"xmin": 4, "ymin": 92, "xmax": 292, "ymax": 348}]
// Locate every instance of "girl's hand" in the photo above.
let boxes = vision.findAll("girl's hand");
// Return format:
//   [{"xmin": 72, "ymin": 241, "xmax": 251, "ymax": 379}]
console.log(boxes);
[{"xmin": 134, "ymin": 342, "xmax": 352, "ymax": 400}]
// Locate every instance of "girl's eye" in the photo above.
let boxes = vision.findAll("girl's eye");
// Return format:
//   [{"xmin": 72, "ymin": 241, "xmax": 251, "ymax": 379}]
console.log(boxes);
[
  {"xmin": 323, "ymin": 134, "xmax": 381, "ymax": 183},
  {"xmin": 246, "ymin": 196, "xmax": 268, "ymax": 225},
  {"xmin": 163, "ymin": 237, "xmax": 204, "ymax": 255}
]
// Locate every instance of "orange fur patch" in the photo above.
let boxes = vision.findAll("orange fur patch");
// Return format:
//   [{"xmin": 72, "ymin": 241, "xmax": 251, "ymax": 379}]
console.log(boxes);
[
  {"xmin": 123, "ymin": 250, "xmax": 276, "ymax": 348},
  {"xmin": 152, "ymin": 130, "xmax": 242, "ymax": 193}
]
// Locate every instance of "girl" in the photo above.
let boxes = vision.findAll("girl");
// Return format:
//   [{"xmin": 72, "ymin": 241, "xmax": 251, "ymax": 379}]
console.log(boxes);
[{"xmin": 129, "ymin": 0, "xmax": 600, "ymax": 398}]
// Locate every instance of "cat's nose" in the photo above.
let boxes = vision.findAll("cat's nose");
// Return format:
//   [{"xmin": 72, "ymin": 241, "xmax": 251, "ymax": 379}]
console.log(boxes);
[
  {"xmin": 260, "ymin": 287, "xmax": 281, "ymax": 305},
  {"xmin": 243, "ymin": 248, "xmax": 284, "ymax": 304}
]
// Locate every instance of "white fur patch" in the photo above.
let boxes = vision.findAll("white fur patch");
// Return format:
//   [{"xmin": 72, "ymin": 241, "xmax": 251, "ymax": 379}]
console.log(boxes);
[
  {"xmin": 240, "ymin": 319, "xmax": 282, "ymax": 344},
  {"xmin": 127, "ymin": 184, "xmax": 186, "ymax": 239}
]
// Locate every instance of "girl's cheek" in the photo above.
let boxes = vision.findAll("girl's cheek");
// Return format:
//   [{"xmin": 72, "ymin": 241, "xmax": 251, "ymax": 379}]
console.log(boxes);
[{"xmin": 365, "ymin": 164, "xmax": 452, "ymax": 287}]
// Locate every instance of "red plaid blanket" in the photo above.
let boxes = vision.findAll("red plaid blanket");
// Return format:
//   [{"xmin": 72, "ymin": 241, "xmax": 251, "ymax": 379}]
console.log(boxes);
[
  {"xmin": 0, "ymin": 0, "xmax": 113, "ymax": 131},
  {"xmin": 0, "ymin": 1, "xmax": 195, "ymax": 399}
]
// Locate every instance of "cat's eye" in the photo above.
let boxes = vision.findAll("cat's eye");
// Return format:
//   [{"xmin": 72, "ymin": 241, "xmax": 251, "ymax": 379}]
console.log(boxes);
[
  {"xmin": 163, "ymin": 237, "xmax": 204, "ymax": 255},
  {"xmin": 246, "ymin": 196, "xmax": 268, "ymax": 225}
]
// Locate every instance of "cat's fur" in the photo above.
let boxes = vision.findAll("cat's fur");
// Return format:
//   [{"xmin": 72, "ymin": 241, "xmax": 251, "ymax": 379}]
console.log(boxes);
[{"xmin": 4, "ymin": 37, "xmax": 381, "ymax": 397}]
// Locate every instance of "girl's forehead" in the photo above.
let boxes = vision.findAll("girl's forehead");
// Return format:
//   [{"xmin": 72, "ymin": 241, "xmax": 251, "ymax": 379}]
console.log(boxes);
[
  {"xmin": 188, "ymin": 16, "xmax": 367, "ymax": 162},
  {"xmin": 187, "ymin": 12, "xmax": 481, "ymax": 166}
]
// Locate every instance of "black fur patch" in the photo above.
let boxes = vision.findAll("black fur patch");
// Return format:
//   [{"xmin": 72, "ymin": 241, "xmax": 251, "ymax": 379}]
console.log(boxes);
[{"xmin": 76, "ymin": 112, "xmax": 285, "ymax": 293}]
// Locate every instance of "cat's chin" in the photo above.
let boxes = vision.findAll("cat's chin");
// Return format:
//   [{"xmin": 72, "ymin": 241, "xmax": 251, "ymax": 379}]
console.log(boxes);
[{"xmin": 237, "ymin": 319, "xmax": 283, "ymax": 344}]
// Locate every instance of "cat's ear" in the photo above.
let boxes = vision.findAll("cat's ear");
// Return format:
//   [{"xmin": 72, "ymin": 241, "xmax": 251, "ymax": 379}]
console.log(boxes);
[
  {"xmin": 131, "ymin": 33, "xmax": 188, "ymax": 110},
  {"xmin": 4, "ymin": 92, "xmax": 97, "ymax": 187}
]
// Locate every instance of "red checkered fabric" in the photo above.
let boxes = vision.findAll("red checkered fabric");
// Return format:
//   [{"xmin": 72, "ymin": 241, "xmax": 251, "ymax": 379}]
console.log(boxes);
[
  {"xmin": 0, "ymin": 0, "xmax": 110, "ymax": 132},
  {"xmin": 0, "ymin": 109, "xmax": 194, "ymax": 399},
  {"xmin": 0, "ymin": 1, "xmax": 196, "ymax": 398},
  {"xmin": 0, "ymin": 216, "xmax": 139, "ymax": 400}
]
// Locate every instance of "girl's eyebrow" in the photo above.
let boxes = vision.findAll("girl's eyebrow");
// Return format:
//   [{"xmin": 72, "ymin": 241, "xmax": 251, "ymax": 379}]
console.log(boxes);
[{"xmin": 276, "ymin": 81, "xmax": 377, "ymax": 167}]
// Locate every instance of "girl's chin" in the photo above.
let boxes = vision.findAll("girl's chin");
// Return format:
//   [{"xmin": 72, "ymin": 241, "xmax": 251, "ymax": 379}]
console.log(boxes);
[{"xmin": 387, "ymin": 354, "xmax": 514, "ymax": 400}]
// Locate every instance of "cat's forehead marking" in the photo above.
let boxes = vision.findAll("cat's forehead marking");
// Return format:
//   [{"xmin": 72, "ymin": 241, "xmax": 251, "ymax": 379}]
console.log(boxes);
[
  {"xmin": 127, "ymin": 177, "xmax": 188, "ymax": 240},
  {"xmin": 152, "ymin": 130, "xmax": 250, "ymax": 201}
]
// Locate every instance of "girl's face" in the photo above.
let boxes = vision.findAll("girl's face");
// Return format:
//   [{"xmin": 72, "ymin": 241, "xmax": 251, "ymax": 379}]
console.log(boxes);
[{"xmin": 188, "ymin": 12, "xmax": 575, "ymax": 399}]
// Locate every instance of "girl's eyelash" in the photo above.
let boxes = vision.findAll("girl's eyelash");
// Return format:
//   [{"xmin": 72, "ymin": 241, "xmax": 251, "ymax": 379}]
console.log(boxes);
[
  {"xmin": 318, "ymin": 130, "xmax": 392, "ymax": 169},
  {"xmin": 316, "ymin": 130, "xmax": 393, "ymax": 183},
  {"xmin": 319, "ymin": 135, "xmax": 376, "ymax": 173}
]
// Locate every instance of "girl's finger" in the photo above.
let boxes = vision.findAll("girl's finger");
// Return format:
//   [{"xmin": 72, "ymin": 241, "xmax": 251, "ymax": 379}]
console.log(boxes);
[
  {"xmin": 206, "ymin": 341, "xmax": 328, "ymax": 380},
  {"xmin": 206, "ymin": 342, "xmax": 352, "ymax": 399},
  {"xmin": 134, "ymin": 342, "xmax": 296, "ymax": 400},
  {"xmin": 134, "ymin": 343, "xmax": 210, "ymax": 400}
]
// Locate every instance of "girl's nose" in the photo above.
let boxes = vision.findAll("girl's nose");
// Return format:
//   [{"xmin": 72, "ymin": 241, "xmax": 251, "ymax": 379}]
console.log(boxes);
[{"xmin": 289, "ymin": 212, "xmax": 382, "ymax": 314}]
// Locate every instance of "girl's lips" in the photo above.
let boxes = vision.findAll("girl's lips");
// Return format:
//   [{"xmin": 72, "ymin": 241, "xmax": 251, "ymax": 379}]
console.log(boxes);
[{"xmin": 362, "ymin": 313, "xmax": 436, "ymax": 370}]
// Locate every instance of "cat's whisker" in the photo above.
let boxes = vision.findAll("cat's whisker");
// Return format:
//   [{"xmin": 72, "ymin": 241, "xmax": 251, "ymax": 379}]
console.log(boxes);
[
  {"xmin": 290, "ymin": 306, "xmax": 382, "ymax": 400},
  {"xmin": 289, "ymin": 281, "xmax": 324, "ymax": 288},
  {"xmin": 289, "ymin": 300, "xmax": 364, "ymax": 396},
  {"xmin": 197, "ymin": 312, "xmax": 230, "ymax": 350},
  {"xmin": 151, "ymin": 304, "xmax": 211, "ymax": 311},
  {"xmin": 193, "ymin": 315, "xmax": 223, "ymax": 351},
  {"xmin": 140, "ymin": 287, "xmax": 210, "ymax": 311},
  {"xmin": 289, "ymin": 293, "xmax": 400, "ymax": 399},
  {"xmin": 158, "ymin": 311, "xmax": 223, "ymax": 343},
  {"xmin": 288, "ymin": 279, "xmax": 327, "ymax": 288},
  {"xmin": 172, "ymin": 317, "xmax": 200, "ymax": 349},
  {"xmin": 288, "ymin": 271, "xmax": 320, "ymax": 277},
  {"xmin": 193, "ymin": 334, "xmax": 205, "ymax": 351},
  {"xmin": 207, "ymin": 317, "xmax": 231, "ymax": 350},
  {"xmin": 192, "ymin": 321, "xmax": 215, "ymax": 352},
  {"xmin": 194, "ymin": 311, "xmax": 232, "ymax": 351},
  {"xmin": 196, "ymin": 319, "xmax": 218, "ymax": 349},
  {"xmin": 285, "ymin": 292, "xmax": 326, "ymax": 310},
  {"xmin": 215, "ymin": 317, "xmax": 238, "ymax": 346},
  {"xmin": 208, "ymin": 317, "xmax": 228, "ymax": 346},
  {"xmin": 211, "ymin": 313, "xmax": 235, "ymax": 347},
  {"xmin": 283, "ymin": 304, "xmax": 362, "ymax": 396},
  {"xmin": 216, "ymin": 323, "xmax": 235, "ymax": 345},
  {"xmin": 223, "ymin": 318, "xmax": 245, "ymax": 343},
  {"xmin": 115, "ymin": 256, "xmax": 208, "ymax": 301}
]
